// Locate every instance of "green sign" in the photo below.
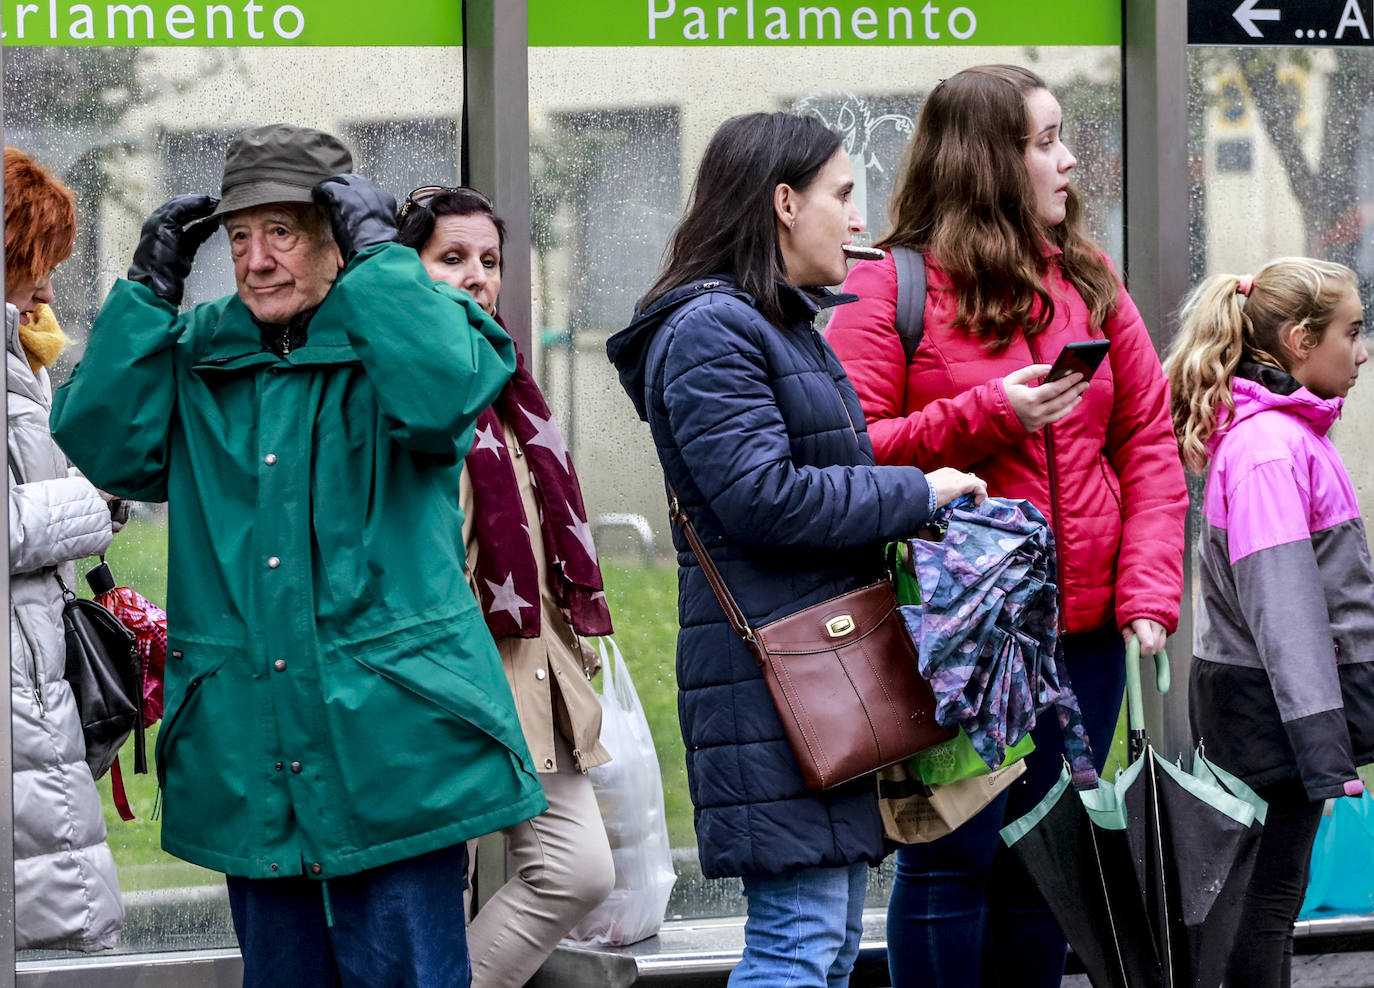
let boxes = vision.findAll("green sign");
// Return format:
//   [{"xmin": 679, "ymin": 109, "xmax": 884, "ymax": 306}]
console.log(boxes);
[
  {"xmin": 529, "ymin": 0, "xmax": 1121, "ymax": 46},
  {"xmin": 0, "ymin": 0, "xmax": 462, "ymax": 45}
]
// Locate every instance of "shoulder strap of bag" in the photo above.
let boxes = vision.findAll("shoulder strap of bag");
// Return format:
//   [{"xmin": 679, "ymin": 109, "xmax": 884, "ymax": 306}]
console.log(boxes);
[
  {"xmin": 891, "ymin": 246, "xmax": 927, "ymax": 365},
  {"xmin": 667, "ymin": 488, "xmax": 758, "ymax": 649}
]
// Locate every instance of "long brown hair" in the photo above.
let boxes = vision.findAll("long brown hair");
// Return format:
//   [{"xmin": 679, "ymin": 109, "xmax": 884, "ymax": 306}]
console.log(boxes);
[
  {"xmin": 879, "ymin": 65, "xmax": 1119, "ymax": 347},
  {"xmin": 1165, "ymin": 257, "xmax": 1357, "ymax": 474},
  {"xmin": 639, "ymin": 112, "xmax": 842, "ymax": 327}
]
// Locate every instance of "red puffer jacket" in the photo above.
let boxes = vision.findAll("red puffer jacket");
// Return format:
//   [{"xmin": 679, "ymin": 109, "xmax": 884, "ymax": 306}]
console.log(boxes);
[{"xmin": 827, "ymin": 250, "xmax": 1187, "ymax": 635}]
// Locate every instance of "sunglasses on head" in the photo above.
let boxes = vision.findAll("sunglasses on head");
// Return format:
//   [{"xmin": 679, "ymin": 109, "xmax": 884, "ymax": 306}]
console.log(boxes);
[{"xmin": 400, "ymin": 185, "xmax": 495, "ymax": 218}]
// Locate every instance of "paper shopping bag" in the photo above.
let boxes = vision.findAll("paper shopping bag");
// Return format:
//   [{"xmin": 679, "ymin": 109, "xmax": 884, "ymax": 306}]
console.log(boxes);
[{"xmin": 878, "ymin": 758, "xmax": 1026, "ymax": 844}]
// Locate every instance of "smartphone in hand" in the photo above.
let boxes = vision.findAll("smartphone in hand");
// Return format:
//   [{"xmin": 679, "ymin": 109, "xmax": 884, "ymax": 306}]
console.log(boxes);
[{"xmin": 1045, "ymin": 340, "xmax": 1111, "ymax": 384}]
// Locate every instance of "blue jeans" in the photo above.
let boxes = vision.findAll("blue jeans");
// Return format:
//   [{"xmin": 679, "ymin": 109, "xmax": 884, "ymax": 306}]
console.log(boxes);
[
  {"xmin": 730, "ymin": 861, "xmax": 868, "ymax": 988},
  {"xmin": 887, "ymin": 626, "xmax": 1127, "ymax": 988},
  {"xmin": 227, "ymin": 843, "xmax": 470, "ymax": 988}
]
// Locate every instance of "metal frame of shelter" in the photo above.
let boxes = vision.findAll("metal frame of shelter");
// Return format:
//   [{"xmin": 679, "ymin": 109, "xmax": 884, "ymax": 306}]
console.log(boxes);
[{"xmin": 0, "ymin": 0, "xmax": 1353, "ymax": 982}]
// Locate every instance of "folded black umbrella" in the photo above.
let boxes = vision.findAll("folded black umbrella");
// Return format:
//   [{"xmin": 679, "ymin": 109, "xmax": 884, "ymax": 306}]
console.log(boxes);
[{"xmin": 1000, "ymin": 640, "xmax": 1266, "ymax": 987}]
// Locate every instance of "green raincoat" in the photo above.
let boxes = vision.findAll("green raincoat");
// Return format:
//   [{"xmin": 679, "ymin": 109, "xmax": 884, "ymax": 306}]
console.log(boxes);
[{"xmin": 51, "ymin": 243, "xmax": 547, "ymax": 879}]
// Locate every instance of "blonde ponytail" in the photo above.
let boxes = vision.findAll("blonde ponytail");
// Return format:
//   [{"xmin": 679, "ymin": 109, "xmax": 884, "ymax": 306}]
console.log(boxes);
[
  {"xmin": 1164, "ymin": 256, "xmax": 1357, "ymax": 474},
  {"xmin": 1164, "ymin": 275, "xmax": 1250, "ymax": 475}
]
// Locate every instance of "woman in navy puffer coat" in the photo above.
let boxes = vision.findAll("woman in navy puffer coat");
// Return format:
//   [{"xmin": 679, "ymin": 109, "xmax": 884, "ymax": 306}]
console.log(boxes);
[{"xmin": 608, "ymin": 112, "xmax": 983, "ymax": 988}]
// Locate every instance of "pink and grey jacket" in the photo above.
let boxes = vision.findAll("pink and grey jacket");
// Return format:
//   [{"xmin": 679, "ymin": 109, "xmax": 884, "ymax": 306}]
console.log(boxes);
[{"xmin": 1191, "ymin": 363, "xmax": 1374, "ymax": 799}]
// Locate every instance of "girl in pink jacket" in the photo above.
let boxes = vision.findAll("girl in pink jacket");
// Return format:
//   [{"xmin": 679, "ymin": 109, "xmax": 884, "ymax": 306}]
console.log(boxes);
[{"xmin": 1165, "ymin": 257, "xmax": 1372, "ymax": 988}]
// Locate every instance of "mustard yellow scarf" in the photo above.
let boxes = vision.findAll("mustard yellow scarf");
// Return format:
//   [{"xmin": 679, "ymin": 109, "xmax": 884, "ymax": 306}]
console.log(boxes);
[{"xmin": 18, "ymin": 304, "xmax": 68, "ymax": 374}]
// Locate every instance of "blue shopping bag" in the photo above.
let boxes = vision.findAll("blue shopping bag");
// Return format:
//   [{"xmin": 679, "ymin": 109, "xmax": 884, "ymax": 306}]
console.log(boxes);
[{"xmin": 1300, "ymin": 789, "xmax": 1374, "ymax": 917}]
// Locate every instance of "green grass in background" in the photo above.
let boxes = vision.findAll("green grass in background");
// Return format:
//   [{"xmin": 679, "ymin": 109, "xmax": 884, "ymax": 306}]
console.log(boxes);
[
  {"xmin": 597, "ymin": 560, "xmax": 693, "ymax": 847},
  {"xmin": 100, "ymin": 515, "xmax": 168, "ymax": 608}
]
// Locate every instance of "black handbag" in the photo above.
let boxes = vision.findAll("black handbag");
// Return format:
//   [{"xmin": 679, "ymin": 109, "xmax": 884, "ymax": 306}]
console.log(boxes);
[
  {"xmin": 9, "ymin": 449, "xmax": 143, "ymax": 780},
  {"xmin": 57, "ymin": 570, "xmax": 144, "ymax": 780}
]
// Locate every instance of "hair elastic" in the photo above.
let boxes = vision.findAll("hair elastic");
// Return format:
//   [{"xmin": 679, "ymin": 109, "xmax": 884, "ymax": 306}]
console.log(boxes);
[{"xmin": 1236, "ymin": 274, "xmax": 1255, "ymax": 297}]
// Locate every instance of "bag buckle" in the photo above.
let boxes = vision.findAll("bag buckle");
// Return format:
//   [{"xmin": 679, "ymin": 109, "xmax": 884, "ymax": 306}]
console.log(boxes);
[{"xmin": 825, "ymin": 615, "xmax": 855, "ymax": 638}]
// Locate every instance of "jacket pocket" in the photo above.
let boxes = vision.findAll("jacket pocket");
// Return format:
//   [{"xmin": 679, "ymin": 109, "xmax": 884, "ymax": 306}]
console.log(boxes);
[
  {"xmin": 11, "ymin": 606, "xmax": 44, "ymax": 718},
  {"xmin": 1098, "ymin": 453, "xmax": 1123, "ymax": 513},
  {"xmin": 317, "ymin": 617, "xmax": 538, "ymax": 848},
  {"xmin": 155, "ymin": 647, "xmax": 262, "ymax": 862},
  {"xmin": 154, "ymin": 650, "xmax": 230, "ymax": 789}
]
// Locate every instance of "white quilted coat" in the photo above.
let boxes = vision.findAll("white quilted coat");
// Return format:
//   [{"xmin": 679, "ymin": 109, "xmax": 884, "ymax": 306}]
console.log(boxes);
[{"xmin": 7, "ymin": 303, "xmax": 122, "ymax": 950}]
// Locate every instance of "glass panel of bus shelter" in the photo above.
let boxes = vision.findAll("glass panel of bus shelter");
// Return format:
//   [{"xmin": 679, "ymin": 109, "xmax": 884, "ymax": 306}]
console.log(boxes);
[
  {"xmin": 1187, "ymin": 15, "xmax": 1374, "ymax": 915},
  {"xmin": 527, "ymin": 0, "xmax": 1123, "ymax": 920},
  {"xmin": 3, "ymin": 5, "xmax": 462, "ymax": 955}
]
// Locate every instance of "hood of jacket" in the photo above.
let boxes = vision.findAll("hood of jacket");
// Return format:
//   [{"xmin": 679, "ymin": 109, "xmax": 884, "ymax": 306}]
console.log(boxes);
[
  {"xmin": 606, "ymin": 276, "xmax": 851, "ymax": 421},
  {"xmin": 607, "ymin": 277, "xmax": 752, "ymax": 421},
  {"xmin": 6, "ymin": 303, "xmax": 48, "ymax": 408},
  {"xmin": 6, "ymin": 302, "xmax": 20, "ymax": 362},
  {"xmin": 1211, "ymin": 361, "xmax": 1342, "ymax": 453}
]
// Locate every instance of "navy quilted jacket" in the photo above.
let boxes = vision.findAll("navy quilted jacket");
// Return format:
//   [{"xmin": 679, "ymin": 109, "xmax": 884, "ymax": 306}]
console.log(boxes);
[{"xmin": 607, "ymin": 277, "xmax": 936, "ymax": 878}]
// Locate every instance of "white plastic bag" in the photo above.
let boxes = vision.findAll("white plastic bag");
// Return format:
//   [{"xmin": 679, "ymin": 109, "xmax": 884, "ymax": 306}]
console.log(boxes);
[{"xmin": 563, "ymin": 637, "xmax": 677, "ymax": 947}]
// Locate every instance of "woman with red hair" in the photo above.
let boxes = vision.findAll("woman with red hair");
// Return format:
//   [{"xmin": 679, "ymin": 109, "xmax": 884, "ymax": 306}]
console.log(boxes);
[
  {"xmin": 6, "ymin": 147, "xmax": 125, "ymax": 950},
  {"xmin": 6, "ymin": 147, "xmax": 75, "ymax": 327}
]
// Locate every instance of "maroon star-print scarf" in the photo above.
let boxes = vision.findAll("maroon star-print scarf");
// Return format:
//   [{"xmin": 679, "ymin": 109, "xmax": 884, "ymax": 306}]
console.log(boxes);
[{"xmin": 465, "ymin": 347, "xmax": 613, "ymax": 639}]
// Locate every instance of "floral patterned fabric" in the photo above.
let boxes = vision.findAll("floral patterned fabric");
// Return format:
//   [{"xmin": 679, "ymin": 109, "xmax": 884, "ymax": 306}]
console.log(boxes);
[{"xmin": 899, "ymin": 497, "xmax": 1098, "ymax": 789}]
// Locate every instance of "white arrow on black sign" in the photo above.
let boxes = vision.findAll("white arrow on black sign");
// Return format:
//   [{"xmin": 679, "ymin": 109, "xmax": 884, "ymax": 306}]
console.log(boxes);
[{"xmin": 1233, "ymin": 0, "xmax": 1282, "ymax": 37}]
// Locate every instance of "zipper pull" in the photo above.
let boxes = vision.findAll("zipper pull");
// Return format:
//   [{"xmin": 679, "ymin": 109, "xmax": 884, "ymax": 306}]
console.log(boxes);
[{"xmin": 33, "ymin": 686, "xmax": 45, "ymax": 719}]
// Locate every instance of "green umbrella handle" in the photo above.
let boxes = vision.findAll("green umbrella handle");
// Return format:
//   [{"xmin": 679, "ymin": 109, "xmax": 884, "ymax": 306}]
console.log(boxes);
[{"xmin": 1125, "ymin": 635, "xmax": 1171, "ymax": 762}]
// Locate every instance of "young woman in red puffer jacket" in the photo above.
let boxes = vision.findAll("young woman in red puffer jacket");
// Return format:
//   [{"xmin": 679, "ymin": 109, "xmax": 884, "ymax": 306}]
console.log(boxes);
[{"xmin": 826, "ymin": 65, "xmax": 1189, "ymax": 988}]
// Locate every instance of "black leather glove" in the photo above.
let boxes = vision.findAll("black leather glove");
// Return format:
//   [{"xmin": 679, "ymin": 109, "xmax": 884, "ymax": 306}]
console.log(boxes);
[
  {"xmin": 311, "ymin": 174, "xmax": 397, "ymax": 262},
  {"xmin": 127, "ymin": 194, "xmax": 221, "ymax": 305}
]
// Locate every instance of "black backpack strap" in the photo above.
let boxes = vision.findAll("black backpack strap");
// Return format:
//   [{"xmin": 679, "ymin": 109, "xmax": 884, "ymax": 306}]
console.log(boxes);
[{"xmin": 891, "ymin": 246, "xmax": 927, "ymax": 366}]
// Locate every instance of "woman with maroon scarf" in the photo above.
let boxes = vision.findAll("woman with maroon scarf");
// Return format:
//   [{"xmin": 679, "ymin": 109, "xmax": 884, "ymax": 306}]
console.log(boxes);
[{"xmin": 397, "ymin": 187, "xmax": 614, "ymax": 987}]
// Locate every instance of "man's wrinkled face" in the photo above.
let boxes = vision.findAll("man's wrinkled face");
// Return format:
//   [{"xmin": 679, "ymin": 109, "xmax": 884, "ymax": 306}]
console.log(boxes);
[{"xmin": 226, "ymin": 204, "xmax": 342, "ymax": 324}]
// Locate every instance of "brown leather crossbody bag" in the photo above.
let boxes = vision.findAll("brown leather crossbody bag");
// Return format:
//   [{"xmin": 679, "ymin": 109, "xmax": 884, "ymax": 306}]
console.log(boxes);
[{"xmin": 669, "ymin": 491, "xmax": 955, "ymax": 791}]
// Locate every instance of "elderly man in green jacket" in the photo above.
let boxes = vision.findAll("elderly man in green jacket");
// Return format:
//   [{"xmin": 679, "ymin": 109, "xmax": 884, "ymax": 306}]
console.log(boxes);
[{"xmin": 51, "ymin": 125, "xmax": 547, "ymax": 987}]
